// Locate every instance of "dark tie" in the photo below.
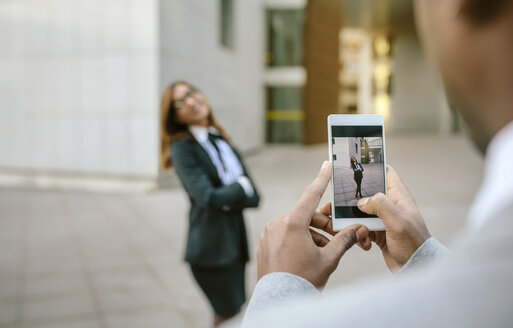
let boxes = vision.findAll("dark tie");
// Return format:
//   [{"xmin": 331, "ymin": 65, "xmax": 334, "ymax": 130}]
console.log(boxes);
[{"xmin": 208, "ymin": 133, "xmax": 227, "ymax": 172}]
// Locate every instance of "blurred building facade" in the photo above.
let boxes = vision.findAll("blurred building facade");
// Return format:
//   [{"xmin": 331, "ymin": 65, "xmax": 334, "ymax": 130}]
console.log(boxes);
[
  {"xmin": 348, "ymin": 0, "xmax": 461, "ymax": 135},
  {"xmin": 362, "ymin": 137, "xmax": 384, "ymax": 164},
  {"xmin": 0, "ymin": 1, "xmax": 161, "ymax": 178},
  {"xmin": 0, "ymin": 0, "xmax": 457, "ymax": 182},
  {"xmin": 0, "ymin": 0, "xmax": 264, "ymax": 181},
  {"xmin": 332, "ymin": 137, "xmax": 361, "ymax": 168}
]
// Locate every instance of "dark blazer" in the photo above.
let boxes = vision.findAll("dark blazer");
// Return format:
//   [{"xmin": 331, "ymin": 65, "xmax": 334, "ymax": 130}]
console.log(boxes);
[
  {"xmin": 171, "ymin": 135, "xmax": 260, "ymax": 267},
  {"xmin": 352, "ymin": 162, "xmax": 364, "ymax": 182}
]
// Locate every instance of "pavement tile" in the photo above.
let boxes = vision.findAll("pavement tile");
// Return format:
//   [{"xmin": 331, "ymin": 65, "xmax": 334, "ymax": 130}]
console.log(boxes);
[
  {"xmin": 0, "ymin": 137, "xmax": 485, "ymax": 327},
  {"xmin": 175, "ymin": 298, "xmax": 211, "ymax": 328},
  {"xmin": 21, "ymin": 318, "xmax": 101, "ymax": 328},
  {"xmin": 84, "ymin": 250, "xmax": 142, "ymax": 272},
  {"xmin": 0, "ymin": 299, "xmax": 17, "ymax": 326},
  {"xmin": 91, "ymin": 267, "xmax": 162, "ymax": 293},
  {"xmin": 22, "ymin": 272, "xmax": 89, "ymax": 300},
  {"xmin": 96, "ymin": 288, "xmax": 173, "ymax": 313},
  {"xmin": 0, "ymin": 274, "xmax": 18, "ymax": 302},
  {"xmin": 148, "ymin": 264, "xmax": 200, "ymax": 299},
  {"xmin": 21, "ymin": 294, "xmax": 96, "ymax": 324},
  {"xmin": 105, "ymin": 310, "xmax": 188, "ymax": 328},
  {"xmin": 25, "ymin": 253, "xmax": 82, "ymax": 278}
]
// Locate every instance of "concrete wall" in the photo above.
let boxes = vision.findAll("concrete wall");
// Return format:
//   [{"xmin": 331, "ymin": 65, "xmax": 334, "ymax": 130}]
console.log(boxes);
[
  {"xmin": 390, "ymin": 32, "xmax": 450, "ymax": 133},
  {"xmin": 333, "ymin": 137, "xmax": 360, "ymax": 168},
  {"xmin": 159, "ymin": 0, "xmax": 265, "ymax": 153},
  {"xmin": 0, "ymin": 0, "xmax": 265, "ymax": 179},
  {"xmin": 0, "ymin": 0, "xmax": 160, "ymax": 177}
]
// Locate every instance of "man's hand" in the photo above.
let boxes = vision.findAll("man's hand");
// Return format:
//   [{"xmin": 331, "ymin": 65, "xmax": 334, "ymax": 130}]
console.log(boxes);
[
  {"xmin": 356, "ymin": 165, "xmax": 431, "ymax": 272},
  {"xmin": 256, "ymin": 161, "xmax": 369, "ymax": 289}
]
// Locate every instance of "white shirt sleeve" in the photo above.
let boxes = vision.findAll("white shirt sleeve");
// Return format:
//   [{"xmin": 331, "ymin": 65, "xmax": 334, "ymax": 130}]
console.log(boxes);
[{"xmin": 237, "ymin": 176, "xmax": 255, "ymax": 197}]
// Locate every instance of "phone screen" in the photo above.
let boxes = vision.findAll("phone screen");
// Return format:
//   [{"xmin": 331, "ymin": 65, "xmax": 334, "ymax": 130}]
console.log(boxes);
[{"xmin": 331, "ymin": 125, "xmax": 386, "ymax": 219}]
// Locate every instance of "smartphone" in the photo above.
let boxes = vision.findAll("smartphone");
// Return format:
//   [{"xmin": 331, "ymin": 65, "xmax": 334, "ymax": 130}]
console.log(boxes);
[{"xmin": 328, "ymin": 114, "xmax": 387, "ymax": 231}]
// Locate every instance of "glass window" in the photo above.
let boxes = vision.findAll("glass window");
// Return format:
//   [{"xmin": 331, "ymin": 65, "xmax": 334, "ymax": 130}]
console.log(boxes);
[
  {"xmin": 267, "ymin": 86, "xmax": 302, "ymax": 110},
  {"xmin": 220, "ymin": 0, "xmax": 235, "ymax": 49},
  {"xmin": 266, "ymin": 9, "xmax": 304, "ymax": 66},
  {"xmin": 266, "ymin": 86, "xmax": 303, "ymax": 143}
]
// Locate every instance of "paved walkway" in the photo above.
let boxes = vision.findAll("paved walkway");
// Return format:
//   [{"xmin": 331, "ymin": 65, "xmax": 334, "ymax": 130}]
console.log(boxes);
[
  {"xmin": 334, "ymin": 163, "xmax": 385, "ymax": 206},
  {"xmin": 0, "ymin": 135, "xmax": 484, "ymax": 328}
]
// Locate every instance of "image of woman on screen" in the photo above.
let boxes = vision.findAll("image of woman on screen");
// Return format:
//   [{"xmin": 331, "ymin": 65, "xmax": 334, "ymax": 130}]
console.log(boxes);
[
  {"xmin": 351, "ymin": 156, "xmax": 364, "ymax": 197},
  {"xmin": 160, "ymin": 81, "xmax": 260, "ymax": 326}
]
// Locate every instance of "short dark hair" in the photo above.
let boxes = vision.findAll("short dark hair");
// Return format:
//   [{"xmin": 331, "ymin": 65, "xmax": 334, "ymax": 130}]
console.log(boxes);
[{"xmin": 466, "ymin": 0, "xmax": 507, "ymax": 23}]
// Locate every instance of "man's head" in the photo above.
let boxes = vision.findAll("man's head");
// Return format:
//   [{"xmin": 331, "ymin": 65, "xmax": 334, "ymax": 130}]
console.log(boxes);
[{"xmin": 414, "ymin": 0, "xmax": 513, "ymax": 153}]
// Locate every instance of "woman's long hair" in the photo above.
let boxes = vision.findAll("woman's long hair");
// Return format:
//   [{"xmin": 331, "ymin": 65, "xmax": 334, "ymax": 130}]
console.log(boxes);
[{"xmin": 160, "ymin": 81, "xmax": 230, "ymax": 170}]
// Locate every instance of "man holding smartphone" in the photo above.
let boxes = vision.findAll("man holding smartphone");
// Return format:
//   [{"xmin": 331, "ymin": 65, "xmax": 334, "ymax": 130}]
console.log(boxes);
[{"xmin": 240, "ymin": 0, "xmax": 513, "ymax": 327}]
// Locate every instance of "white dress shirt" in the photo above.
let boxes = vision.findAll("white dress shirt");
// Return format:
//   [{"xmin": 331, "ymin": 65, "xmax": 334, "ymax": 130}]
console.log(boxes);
[
  {"xmin": 189, "ymin": 126, "xmax": 254, "ymax": 197},
  {"xmin": 467, "ymin": 120, "xmax": 513, "ymax": 230}
]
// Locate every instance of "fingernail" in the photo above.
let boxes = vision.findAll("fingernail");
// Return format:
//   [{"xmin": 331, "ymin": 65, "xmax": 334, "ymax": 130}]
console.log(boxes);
[
  {"xmin": 356, "ymin": 226, "xmax": 367, "ymax": 242},
  {"xmin": 321, "ymin": 161, "xmax": 329, "ymax": 170},
  {"xmin": 357, "ymin": 198, "xmax": 368, "ymax": 208}
]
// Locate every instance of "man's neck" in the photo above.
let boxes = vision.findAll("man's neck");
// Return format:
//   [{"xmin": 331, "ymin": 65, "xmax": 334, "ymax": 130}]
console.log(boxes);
[{"xmin": 483, "ymin": 101, "xmax": 513, "ymax": 154}]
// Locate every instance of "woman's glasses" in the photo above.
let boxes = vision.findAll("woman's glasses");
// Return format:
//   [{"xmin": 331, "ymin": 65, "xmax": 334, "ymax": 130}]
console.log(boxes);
[{"xmin": 173, "ymin": 88, "xmax": 204, "ymax": 110}]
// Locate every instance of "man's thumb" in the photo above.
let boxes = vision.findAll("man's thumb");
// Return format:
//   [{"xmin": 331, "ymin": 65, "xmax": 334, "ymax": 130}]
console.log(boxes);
[
  {"xmin": 357, "ymin": 193, "xmax": 402, "ymax": 227},
  {"xmin": 324, "ymin": 224, "xmax": 368, "ymax": 260}
]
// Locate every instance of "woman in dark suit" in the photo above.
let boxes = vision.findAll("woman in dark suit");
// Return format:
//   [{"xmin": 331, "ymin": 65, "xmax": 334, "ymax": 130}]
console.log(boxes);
[
  {"xmin": 160, "ymin": 81, "xmax": 260, "ymax": 326},
  {"xmin": 351, "ymin": 156, "xmax": 364, "ymax": 198}
]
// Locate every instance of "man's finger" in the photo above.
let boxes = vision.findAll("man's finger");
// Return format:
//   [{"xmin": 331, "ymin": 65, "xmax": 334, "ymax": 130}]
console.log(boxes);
[
  {"xmin": 369, "ymin": 231, "xmax": 387, "ymax": 250},
  {"xmin": 323, "ymin": 224, "xmax": 369, "ymax": 260},
  {"xmin": 358, "ymin": 237, "xmax": 372, "ymax": 251},
  {"xmin": 357, "ymin": 193, "xmax": 403, "ymax": 228},
  {"xmin": 366, "ymin": 231, "xmax": 377, "ymax": 243},
  {"xmin": 386, "ymin": 165, "xmax": 404, "ymax": 190},
  {"xmin": 288, "ymin": 161, "xmax": 332, "ymax": 226},
  {"xmin": 310, "ymin": 228, "xmax": 330, "ymax": 247},
  {"xmin": 311, "ymin": 212, "xmax": 335, "ymax": 236},
  {"xmin": 386, "ymin": 165, "xmax": 414, "ymax": 202},
  {"xmin": 319, "ymin": 202, "xmax": 332, "ymax": 216}
]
